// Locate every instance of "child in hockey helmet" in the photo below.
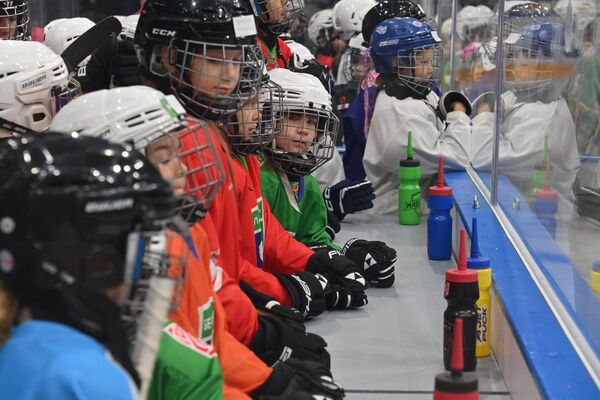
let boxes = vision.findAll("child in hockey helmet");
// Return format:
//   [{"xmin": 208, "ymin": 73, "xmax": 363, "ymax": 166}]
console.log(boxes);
[
  {"xmin": 134, "ymin": 0, "xmax": 264, "ymax": 121},
  {"xmin": 50, "ymin": 86, "xmax": 224, "ymax": 224},
  {"xmin": 0, "ymin": 132, "xmax": 181, "ymax": 398},
  {"xmin": 225, "ymin": 76, "xmax": 284, "ymax": 155},
  {"xmin": 264, "ymin": 68, "xmax": 339, "ymax": 177},
  {"xmin": 260, "ymin": 68, "xmax": 397, "ymax": 289},
  {"xmin": 0, "ymin": 0, "xmax": 28, "ymax": 40},
  {"xmin": 364, "ymin": 17, "xmax": 472, "ymax": 215},
  {"xmin": 370, "ymin": 17, "xmax": 443, "ymax": 97}
]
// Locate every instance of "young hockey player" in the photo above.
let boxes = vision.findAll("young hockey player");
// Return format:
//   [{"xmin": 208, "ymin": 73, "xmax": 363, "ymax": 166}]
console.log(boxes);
[
  {"xmin": 0, "ymin": 40, "xmax": 79, "ymax": 136},
  {"xmin": 246, "ymin": 0, "xmax": 304, "ymax": 68},
  {"xmin": 363, "ymin": 17, "xmax": 472, "ymax": 215},
  {"xmin": 260, "ymin": 68, "xmax": 397, "ymax": 289},
  {"xmin": 0, "ymin": 132, "xmax": 178, "ymax": 399},
  {"xmin": 341, "ymin": 0, "xmax": 427, "ymax": 182},
  {"xmin": 331, "ymin": 0, "xmax": 377, "ymax": 85},
  {"xmin": 0, "ymin": 0, "xmax": 28, "ymax": 40},
  {"xmin": 307, "ymin": 9, "xmax": 340, "ymax": 71}
]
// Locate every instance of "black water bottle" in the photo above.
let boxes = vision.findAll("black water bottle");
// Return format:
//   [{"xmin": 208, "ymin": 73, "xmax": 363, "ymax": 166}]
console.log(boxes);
[{"xmin": 443, "ymin": 230, "xmax": 479, "ymax": 372}]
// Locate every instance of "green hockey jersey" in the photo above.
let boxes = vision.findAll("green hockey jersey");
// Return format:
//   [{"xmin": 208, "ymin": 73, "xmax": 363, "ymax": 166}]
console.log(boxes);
[
  {"xmin": 149, "ymin": 322, "xmax": 224, "ymax": 400},
  {"xmin": 260, "ymin": 162, "xmax": 341, "ymax": 252}
]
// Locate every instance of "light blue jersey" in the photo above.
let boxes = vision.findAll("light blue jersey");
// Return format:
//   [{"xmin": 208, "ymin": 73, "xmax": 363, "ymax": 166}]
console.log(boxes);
[{"xmin": 0, "ymin": 320, "xmax": 137, "ymax": 400}]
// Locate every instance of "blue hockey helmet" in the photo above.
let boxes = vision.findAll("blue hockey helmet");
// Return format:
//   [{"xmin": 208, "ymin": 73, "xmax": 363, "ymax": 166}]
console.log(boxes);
[{"xmin": 369, "ymin": 17, "xmax": 442, "ymax": 94}]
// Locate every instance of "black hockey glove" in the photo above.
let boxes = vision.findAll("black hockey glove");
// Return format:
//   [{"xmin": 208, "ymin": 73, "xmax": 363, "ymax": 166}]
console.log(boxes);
[
  {"xmin": 239, "ymin": 280, "xmax": 303, "ymax": 321},
  {"xmin": 109, "ymin": 38, "xmax": 144, "ymax": 87},
  {"xmin": 250, "ymin": 315, "xmax": 331, "ymax": 368},
  {"xmin": 276, "ymin": 272, "xmax": 330, "ymax": 319},
  {"xmin": 306, "ymin": 245, "xmax": 368, "ymax": 310},
  {"xmin": 323, "ymin": 180, "xmax": 375, "ymax": 221},
  {"xmin": 252, "ymin": 358, "xmax": 344, "ymax": 400},
  {"xmin": 325, "ymin": 210, "xmax": 341, "ymax": 241},
  {"xmin": 342, "ymin": 238, "xmax": 397, "ymax": 288},
  {"xmin": 437, "ymin": 90, "xmax": 473, "ymax": 119},
  {"xmin": 287, "ymin": 54, "xmax": 335, "ymax": 95}
]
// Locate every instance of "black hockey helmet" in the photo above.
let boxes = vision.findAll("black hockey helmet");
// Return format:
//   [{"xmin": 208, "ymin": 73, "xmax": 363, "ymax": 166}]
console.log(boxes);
[
  {"xmin": 0, "ymin": 132, "xmax": 176, "ymax": 330},
  {"xmin": 134, "ymin": 0, "xmax": 264, "ymax": 121},
  {"xmin": 0, "ymin": 0, "xmax": 29, "ymax": 40},
  {"xmin": 362, "ymin": 0, "xmax": 426, "ymax": 44}
]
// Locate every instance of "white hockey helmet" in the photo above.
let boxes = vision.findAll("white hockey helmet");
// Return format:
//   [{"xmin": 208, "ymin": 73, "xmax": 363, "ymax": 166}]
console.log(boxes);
[
  {"xmin": 0, "ymin": 40, "xmax": 76, "ymax": 135},
  {"xmin": 341, "ymin": 33, "xmax": 370, "ymax": 85},
  {"xmin": 555, "ymin": 0, "xmax": 597, "ymax": 31},
  {"xmin": 456, "ymin": 5, "xmax": 493, "ymax": 41},
  {"xmin": 50, "ymin": 86, "xmax": 224, "ymax": 221},
  {"xmin": 332, "ymin": 0, "xmax": 377, "ymax": 40},
  {"xmin": 265, "ymin": 68, "xmax": 338, "ymax": 176},
  {"xmin": 308, "ymin": 9, "xmax": 334, "ymax": 47},
  {"xmin": 43, "ymin": 17, "xmax": 94, "ymax": 56}
]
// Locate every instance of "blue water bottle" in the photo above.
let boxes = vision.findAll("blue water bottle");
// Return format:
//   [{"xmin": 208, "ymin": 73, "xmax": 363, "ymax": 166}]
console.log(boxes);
[
  {"xmin": 534, "ymin": 159, "xmax": 558, "ymax": 239},
  {"xmin": 428, "ymin": 156, "xmax": 453, "ymax": 260}
]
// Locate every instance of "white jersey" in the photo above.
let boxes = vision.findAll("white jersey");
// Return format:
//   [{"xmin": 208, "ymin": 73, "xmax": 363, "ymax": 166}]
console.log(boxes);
[
  {"xmin": 336, "ymin": 55, "xmax": 349, "ymax": 85},
  {"xmin": 363, "ymin": 90, "xmax": 471, "ymax": 214},
  {"xmin": 313, "ymin": 149, "xmax": 345, "ymax": 191},
  {"xmin": 471, "ymin": 91, "xmax": 580, "ymax": 199}
]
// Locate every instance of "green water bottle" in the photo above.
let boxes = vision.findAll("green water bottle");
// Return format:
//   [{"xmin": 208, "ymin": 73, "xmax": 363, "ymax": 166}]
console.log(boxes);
[{"xmin": 398, "ymin": 131, "xmax": 421, "ymax": 225}]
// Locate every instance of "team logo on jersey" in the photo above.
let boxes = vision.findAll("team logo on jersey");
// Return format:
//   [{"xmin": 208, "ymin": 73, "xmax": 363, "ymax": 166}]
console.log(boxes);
[
  {"xmin": 251, "ymin": 197, "xmax": 265, "ymax": 268},
  {"xmin": 164, "ymin": 322, "xmax": 217, "ymax": 358},
  {"xmin": 198, "ymin": 297, "xmax": 215, "ymax": 345}
]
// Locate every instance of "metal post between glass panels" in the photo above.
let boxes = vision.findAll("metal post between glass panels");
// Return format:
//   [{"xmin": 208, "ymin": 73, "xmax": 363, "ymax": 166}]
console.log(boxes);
[
  {"xmin": 449, "ymin": 0, "xmax": 458, "ymax": 91},
  {"xmin": 491, "ymin": 0, "xmax": 506, "ymax": 206}
]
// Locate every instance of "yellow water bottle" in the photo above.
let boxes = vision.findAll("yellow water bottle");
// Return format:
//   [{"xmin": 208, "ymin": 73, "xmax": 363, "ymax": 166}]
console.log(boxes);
[
  {"xmin": 591, "ymin": 261, "xmax": 600, "ymax": 298},
  {"xmin": 467, "ymin": 217, "xmax": 492, "ymax": 357}
]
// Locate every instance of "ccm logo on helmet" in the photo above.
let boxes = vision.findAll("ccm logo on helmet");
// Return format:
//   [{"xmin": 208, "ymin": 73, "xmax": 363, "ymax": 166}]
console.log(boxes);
[
  {"xmin": 84, "ymin": 198, "xmax": 134, "ymax": 213},
  {"xmin": 152, "ymin": 28, "xmax": 176, "ymax": 37}
]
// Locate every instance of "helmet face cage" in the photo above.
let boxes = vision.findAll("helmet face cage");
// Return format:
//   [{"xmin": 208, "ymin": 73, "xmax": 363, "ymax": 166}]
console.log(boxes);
[
  {"xmin": 255, "ymin": 0, "xmax": 305, "ymax": 35},
  {"xmin": 267, "ymin": 106, "xmax": 339, "ymax": 176},
  {"xmin": 226, "ymin": 78, "xmax": 284, "ymax": 155},
  {"xmin": 341, "ymin": 47, "xmax": 372, "ymax": 89},
  {"xmin": 51, "ymin": 78, "xmax": 82, "ymax": 117},
  {"xmin": 121, "ymin": 228, "xmax": 187, "ymax": 341},
  {"xmin": 138, "ymin": 119, "xmax": 225, "ymax": 221},
  {"xmin": 0, "ymin": 1, "xmax": 29, "ymax": 40},
  {"xmin": 396, "ymin": 43, "xmax": 443, "ymax": 95},
  {"xmin": 169, "ymin": 39, "xmax": 264, "ymax": 121}
]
